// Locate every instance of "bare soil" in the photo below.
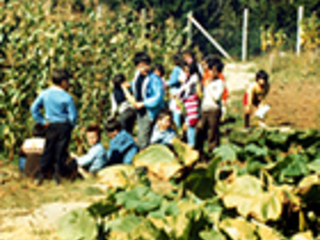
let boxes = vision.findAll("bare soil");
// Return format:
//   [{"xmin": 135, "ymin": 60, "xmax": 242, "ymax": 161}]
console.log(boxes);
[{"xmin": 267, "ymin": 81, "xmax": 320, "ymax": 129}]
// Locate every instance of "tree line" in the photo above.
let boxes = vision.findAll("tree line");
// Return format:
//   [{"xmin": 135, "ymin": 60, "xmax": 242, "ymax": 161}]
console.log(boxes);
[{"xmin": 100, "ymin": 0, "xmax": 320, "ymax": 58}]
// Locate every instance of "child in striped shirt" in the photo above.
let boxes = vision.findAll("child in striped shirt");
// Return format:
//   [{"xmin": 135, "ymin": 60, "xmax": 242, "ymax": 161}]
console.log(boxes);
[{"xmin": 175, "ymin": 61, "xmax": 201, "ymax": 148}]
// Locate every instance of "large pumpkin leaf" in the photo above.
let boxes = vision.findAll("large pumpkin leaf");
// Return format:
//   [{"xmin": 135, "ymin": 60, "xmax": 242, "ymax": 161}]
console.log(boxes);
[
  {"xmin": 249, "ymin": 191, "xmax": 282, "ymax": 222},
  {"xmin": 216, "ymin": 175, "xmax": 283, "ymax": 222},
  {"xmin": 183, "ymin": 169, "xmax": 216, "ymax": 199},
  {"xmin": 183, "ymin": 158, "xmax": 221, "ymax": 199},
  {"xmin": 291, "ymin": 231, "xmax": 314, "ymax": 240},
  {"xmin": 172, "ymin": 137, "xmax": 199, "ymax": 166},
  {"xmin": 56, "ymin": 208, "xmax": 98, "ymax": 240},
  {"xmin": 297, "ymin": 175, "xmax": 320, "ymax": 206},
  {"xmin": 220, "ymin": 218, "xmax": 257, "ymax": 240},
  {"xmin": 245, "ymin": 143, "xmax": 269, "ymax": 157},
  {"xmin": 200, "ymin": 229, "xmax": 226, "ymax": 240},
  {"xmin": 148, "ymin": 200, "xmax": 181, "ymax": 219},
  {"xmin": 131, "ymin": 219, "xmax": 170, "ymax": 240},
  {"xmin": 213, "ymin": 144, "xmax": 240, "ymax": 162},
  {"xmin": 255, "ymin": 222, "xmax": 285, "ymax": 240},
  {"xmin": 115, "ymin": 186, "xmax": 163, "ymax": 214},
  {"xmin": 97, "ymin": 164, "xmax": 136, "ymax": 189},
  {"xmin": 307, "ymin": 159, "xmax": 320, "ymax": 174},
  {"xmin": 150, "ymin": 200, "xmax": 206, "ymax": 240},
  {"xmin": 105, "ymin": 215, "xmax": 143, "ymax": 233},
  {"xmin": 133, "ymin": 145, "xmax": 182, "ymax": 180},
  {"xmin": 203, "ymin": 201, "xmax": 223, "ymax": 226}
]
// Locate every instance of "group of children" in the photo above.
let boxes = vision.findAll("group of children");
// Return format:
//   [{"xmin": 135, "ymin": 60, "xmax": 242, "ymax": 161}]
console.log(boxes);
[{"xmin": 22, "ymin": 50, "xmax": 270, "ymax": 185}]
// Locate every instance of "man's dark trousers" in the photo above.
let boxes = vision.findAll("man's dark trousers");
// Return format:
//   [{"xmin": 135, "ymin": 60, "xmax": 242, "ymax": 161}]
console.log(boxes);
[{"xmin": 40, "ymin": 122, "xmax": 72, "ymax": 177}]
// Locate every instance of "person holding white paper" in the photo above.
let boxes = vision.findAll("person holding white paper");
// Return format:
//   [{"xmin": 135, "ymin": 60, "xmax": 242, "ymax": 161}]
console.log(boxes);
[{"xmin": 243, "ymin": 70, "xmax": 270, "ymax": 128}]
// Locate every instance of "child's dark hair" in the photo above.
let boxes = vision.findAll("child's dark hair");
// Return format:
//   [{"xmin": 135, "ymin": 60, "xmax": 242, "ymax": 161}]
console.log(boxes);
[
  {"xmin": 256, "ymin": 70, "xmax": 269, "ymax": 83},
  {"xmin": 112, "ymin": 74, "xmax": 126, "ymax": 88},
  {"xmin": 173, "ymin": 53, "xmax": 184, "ymax": 67},
  {"xmin": 184, "ymin": 61, "xmax": 202, "ymax": 79},
  {"xmin": 182, "ymin": 49, "xmax": 195, "ymax": 59},
  {"xmin": 207, "ymin": 57, "xmax": 224, "ymax": 73},
  {"xmin": 32, "ymin": 123, "xmax": 46, "ymax": 137},
  {"xmin": 86, "ymin": 124, "xmax": 102, "ymax": 139},
  {"xmin": 157, "ymin": 108, "xmax": 172, "ymax": 120},
  {"xmin": 133, "ymin": 51, "xmax": 151, "ymax": 66},
  {"xmin": 52, "ymin": 69, "xmax": 72, "ymax": 85},
  {"xmin": 105, "ymin": 118, "xmax": 122, "ymax": 132},
  {"xmin": 152, "ymin": 63, "xmax": 165, "ymax": 77}
]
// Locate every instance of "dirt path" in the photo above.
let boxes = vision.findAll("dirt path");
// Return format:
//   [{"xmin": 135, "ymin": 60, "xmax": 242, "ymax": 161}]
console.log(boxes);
[{"xmin": 0, "ymin": 202, "xmax": 90, "ymax": 240}]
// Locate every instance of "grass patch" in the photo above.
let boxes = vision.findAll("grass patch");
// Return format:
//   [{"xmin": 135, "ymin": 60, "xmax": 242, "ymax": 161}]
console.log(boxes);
[
  {"xmin": 0, "ymin": 170, "xmax": 103, "ymax": 210},
  {"xmin": 251, "ymin": 51, "xmax": 320, "ymax": 83}
]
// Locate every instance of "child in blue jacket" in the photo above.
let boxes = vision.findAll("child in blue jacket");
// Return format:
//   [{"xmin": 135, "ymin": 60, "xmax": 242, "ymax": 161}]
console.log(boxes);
[
  {"xmin": 150, "ymin": 108, "xmax": 176, "ymax": 147},
  {"xmin": 166, "ymin": 53, "xmax": 185, "ymax": 128},
  {"xmin": 105, "ymin": 118, "xmax": 138, "ymax": 165},
  {"xmin": 127, "ymin": 52, "xmax": 165, "ymax": 150},
  {"xmin": 73, "ymin": 124, "xmax": 107, "ymax": 174}
]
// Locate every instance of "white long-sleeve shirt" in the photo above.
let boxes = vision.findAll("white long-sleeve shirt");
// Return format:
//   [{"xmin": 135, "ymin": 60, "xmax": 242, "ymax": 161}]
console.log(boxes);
[{"xmin": 201, "ymin": 78, "xmax": 225, "ymax": 111}]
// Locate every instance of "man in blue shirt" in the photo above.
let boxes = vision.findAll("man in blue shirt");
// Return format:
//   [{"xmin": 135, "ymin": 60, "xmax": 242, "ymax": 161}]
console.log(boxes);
[{"xmin": 30, "ymin": 69, "xmax": 78, "ymax": 185}]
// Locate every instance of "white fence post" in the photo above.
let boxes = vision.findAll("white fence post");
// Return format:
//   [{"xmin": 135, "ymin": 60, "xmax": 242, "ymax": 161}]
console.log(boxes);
[
  {"xmin": 242, "ymin": 8, "xmax": 249, "ymax": 62},
  {"xmin": 188, "ymin": 14, "xmax": 233, "ymax": 61},
  {"xmin": 141, "ymin": 8, "xmax": 147, "ymax": 38},
  {"xmin": 97, "ymin": 4, "xmax": 102, "ymax": 19},
  {"xmin": 296, "ymin": 6, "xmax": 304, "ymax": 56},
  {"xmin": 187, "ymin": 12, "xmax": 193, "ymax": 45}
]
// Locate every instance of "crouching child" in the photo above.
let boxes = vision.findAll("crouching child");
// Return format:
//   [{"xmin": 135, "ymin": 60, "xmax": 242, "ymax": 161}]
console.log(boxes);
[
  {"xmin": 73, "ymin": 124, "xmax": 108, "ymax": 174},
  {"xmin": 150, "ymin": 108, "xmax": 176, "ymax": 147},
  {"xmin": 243, "ymin": 70, "xmax": 270, "ymax": 128},
  {"xmin": 105, "ymin": 118, "xmax": 138, "ymax": 165}
]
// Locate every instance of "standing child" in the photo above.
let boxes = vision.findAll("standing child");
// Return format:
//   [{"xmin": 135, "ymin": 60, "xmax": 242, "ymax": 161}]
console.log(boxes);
[
  {"xmin": 73, "ymin": 124, "xmax": 107, "ymax": 174},
  {"xmin": 111, "ymin": 74, "xmax": 136, "ymax": 134},
  {"xmin": 105, "ymin": 118, "xmax": 138, "ymax": 165},
  {"xmin": 31, "ymin": 69, "xmax": 77, "ymax": 185},
  {"xmin": 167, "ymin": 53, "xmax": 184, "ymax": 128},
  {"xmin": 152, "ymin": 63, "xmax": 166, "ymax": 91},
  {"xmin": 128, "ymin": 52, "xmax": 165, "ymax": 150},
  {"xmin": 175, "ymin": 61, "xmax": 201, "ymax": 148},
  {"xmin": 150, "ymin": 108, "xmax": 176, "ymax": 147},
  {"xmin": 182, "ymin": 49, "xmax": 203, "ymax": 75},
  {"xmin": 243, "ymin": 70, "xmax": 270, "ymax": 128},
  {"xmin": 197, "ymin": 58, "xmax": 225, "ymax": 154},
  {"xmin": 202, "ymin": 56, "xmax": 228, "ymax": 120}
]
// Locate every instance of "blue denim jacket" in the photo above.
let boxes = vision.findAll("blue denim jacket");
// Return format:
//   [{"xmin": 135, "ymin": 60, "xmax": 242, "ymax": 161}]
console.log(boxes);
[
  {"xmin": 76, "ymin": 142, "xmax": 107, "ymax": 173},
  {"xmin": 132, "ymin": 71, "xmax": 165, "ymax": 121},
  {"xmin": 150, "ymin": 123, "xmax": 176, "ymax": 146},
  {"xmin": 107, "ymin": 130, "xmax": 138, "ymax": 165}
]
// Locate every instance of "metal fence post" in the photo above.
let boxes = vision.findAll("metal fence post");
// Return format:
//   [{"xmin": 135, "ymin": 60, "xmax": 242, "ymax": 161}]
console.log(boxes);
[
  {"xmin": 242, "ymin": 8, "xmax": 249, "ymax": 61},
  {"xmin": 296, "ymin": 6, "xmax": 304, "ymax": 56}
]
